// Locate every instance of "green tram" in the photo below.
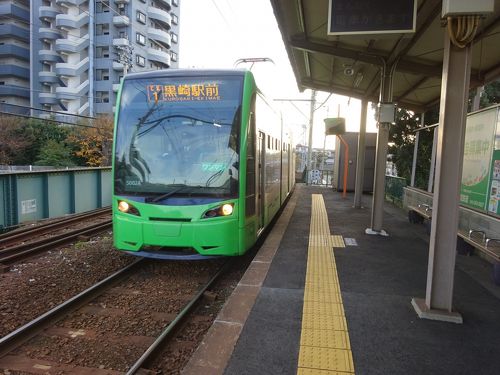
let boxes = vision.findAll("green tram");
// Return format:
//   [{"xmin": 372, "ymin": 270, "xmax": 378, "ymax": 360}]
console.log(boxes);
[{"xmin": 112, "ymin": 69, "xmax": 295, "ymax": 259}]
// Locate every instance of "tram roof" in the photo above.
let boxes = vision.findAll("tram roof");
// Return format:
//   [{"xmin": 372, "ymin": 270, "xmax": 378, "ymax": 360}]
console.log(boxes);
[
  {"xmin": 124, "ymin": 69, "xmax": 249, "ymax": 81},
  {"xmin": 270, "ymin": 0, "xmax": 500, "ymax": 112}
]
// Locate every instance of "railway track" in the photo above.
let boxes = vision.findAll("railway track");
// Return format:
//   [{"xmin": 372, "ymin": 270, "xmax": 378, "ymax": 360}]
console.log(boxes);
[
  {"xmin": 0, "ymin": 207, "xmax": 110, "ymax": 248},
  {"xmin": 0, "ymin": 208, "xmax": 112, "ymax": 265},
  {"xmin": 0, "ymin": 258, "xmax": 230, "ymax": 374}
]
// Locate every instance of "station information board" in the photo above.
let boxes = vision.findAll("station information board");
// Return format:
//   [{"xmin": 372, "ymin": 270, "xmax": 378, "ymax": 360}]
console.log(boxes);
[{"xmin": 328, "ymin": 0, "xmax": 416, "ymax": 36}]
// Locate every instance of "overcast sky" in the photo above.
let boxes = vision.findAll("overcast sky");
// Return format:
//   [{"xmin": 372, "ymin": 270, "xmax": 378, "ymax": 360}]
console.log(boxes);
[{"xmin": 179, "ymin": 0, "xmax": 377, "ymax": 148}]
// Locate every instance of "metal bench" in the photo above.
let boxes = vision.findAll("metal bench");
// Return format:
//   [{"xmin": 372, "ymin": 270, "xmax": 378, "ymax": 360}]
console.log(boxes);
[
  {"xmin": 408, "ymin": 204, "xmax": 432, "ymax": 223},
  {"xmin": 457, "ymin": 229, "xmax": 500, "ymax": 261}
]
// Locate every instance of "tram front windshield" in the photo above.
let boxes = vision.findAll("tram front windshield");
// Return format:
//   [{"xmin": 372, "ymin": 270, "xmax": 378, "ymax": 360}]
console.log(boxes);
[{"xmin": 114, "ymin": 76, "xmax": 242, "ymax": 199}]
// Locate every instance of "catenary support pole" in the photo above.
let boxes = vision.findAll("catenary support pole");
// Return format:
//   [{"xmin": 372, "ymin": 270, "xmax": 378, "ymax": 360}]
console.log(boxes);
[
  {"xmin": 412, "ymin": 30, "xmax": 472, "ymax": 324},
  {"xmin": 428, "ymin": 126, "xmax": 438, "ymax": 193},
  {"xmin": 353, "ymin": 99, "xmax": 368, "ymax": 208},
  {"xmin": 306, "ymin": 90, "xmax": 316, "ymax": 184},
  {"xmin": 410, "ymin": 115, "xmax": 424, "ymax": 187}
]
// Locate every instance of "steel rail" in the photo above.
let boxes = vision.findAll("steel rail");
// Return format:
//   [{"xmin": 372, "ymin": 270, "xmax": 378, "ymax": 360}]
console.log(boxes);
[
  {"xmin": 0, "ymin": 258, "xmax": 144, "ymax": 358},
  {"xmin": 126, "ymin": 259, "xmax": 233, "ymax": 374},
  {"xmin": 0, "ymin": 221, "xmax": 112, "ymax": 265},
  {"xmin": 0, "ymin": 207, "xmax": 111, "ymax": 246}
]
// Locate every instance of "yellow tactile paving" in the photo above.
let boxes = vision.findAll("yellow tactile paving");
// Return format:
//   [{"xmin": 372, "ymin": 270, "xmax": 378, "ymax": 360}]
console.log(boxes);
[
  {"xmin": 299, "ymin": 346, "xmax": 355, "ymax": 373},
  {"xmin": 331, "ymin": 235, "xmax": 345, "ymax": 248},
  {"xmin": 297, "ymin": 194, "xmax": 355, "ymax": 375},
  {"xmin": 300, "ymin": 329, "xmax": 351, "ymax": 349},
  {"xmin": 302, "ymin": 301, "xmax": 345, "ymax": 317},
  {"xmin": 298, "ymin": 368, "xmax": 353, "ymax": 375}
]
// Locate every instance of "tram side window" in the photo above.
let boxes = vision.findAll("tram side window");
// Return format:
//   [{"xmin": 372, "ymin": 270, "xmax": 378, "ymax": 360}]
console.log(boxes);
[{"xmin": 246, "ymin": 95, "xmax": 256, "ymax": 217}]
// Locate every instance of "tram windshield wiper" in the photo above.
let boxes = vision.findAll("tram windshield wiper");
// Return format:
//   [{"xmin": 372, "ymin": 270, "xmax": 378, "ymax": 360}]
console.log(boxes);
[{"xmin": 145, "ymin": 184, "xmax": 190, "ymax": 203}]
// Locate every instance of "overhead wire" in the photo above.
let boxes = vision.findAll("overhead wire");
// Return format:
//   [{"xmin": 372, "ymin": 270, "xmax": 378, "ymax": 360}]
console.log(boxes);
[
  {"xmin": 0, "ymin": 111, "xmax": 97, "ymax": 128},
  {"xmin": 0, "ymin": 103, "xmax": 96, "ymax": 120}
]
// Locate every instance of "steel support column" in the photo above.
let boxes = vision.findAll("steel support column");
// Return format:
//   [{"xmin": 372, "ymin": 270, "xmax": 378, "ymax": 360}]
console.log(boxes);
[
  {"xmin": 412, "ymin": 31, "xmax": 472, "ymax": 324},
  {"xmin": 353, "ymin": 99, "xmax": 368, "ymax": 208},
  {"xmin": 306, "ymin": 90, "xmax": 316, "ymax": 184},
  {"xmin": 367, "ymin": 65, "xmax": 394, "ymax": 235}
]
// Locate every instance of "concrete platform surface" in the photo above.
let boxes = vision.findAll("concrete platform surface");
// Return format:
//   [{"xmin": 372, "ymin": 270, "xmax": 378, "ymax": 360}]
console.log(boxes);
[{"xmin": 184, "ymin": 184, "xmax": 500, "ymax": 375}]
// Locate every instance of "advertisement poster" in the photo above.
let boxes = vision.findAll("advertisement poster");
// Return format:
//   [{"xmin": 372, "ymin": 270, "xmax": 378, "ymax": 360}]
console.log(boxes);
[
  {"xmin": 460, "ymin": 108, "xmax": 498, "ymax": 211},
  {"xmin": 487, "ymin": 149, "xmax": 500, "ymax": 215}
]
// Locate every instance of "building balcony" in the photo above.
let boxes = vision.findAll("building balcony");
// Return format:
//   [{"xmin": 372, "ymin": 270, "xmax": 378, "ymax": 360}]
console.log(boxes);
[
  {"xmin": 0, "ymin": 24, "xmax": 29, "ymax": 41},
  {"xmin": 148, "ymin": 7, "xmax": 171, "ymax": 29},
  {"xmin": 113, "ymin": 15, "xmax": 130, "ymax": 27},
  {"xmin": 39, "ymin": 27, "xmax": 63, "ymax": 40},
  {"xmin": 0, "ymin": 4, "xmax": 30, "ymax": 21},
  {"xmin": 39, "ymin": 71, "xmax": 61, "ymax": 85},
  {"xmin": 39, "ymin": 5, "xmax": 60, "ymax": 20},
  {"xmin": 56, "ymin": 12, "xmax": 89, "ymax": 29},
  {"xmin": 112, "ymin": 61, "xmax": 124, "ymax": 71},
  {"xmin": 94, "ymin": 102, "xmax": 114, "ymax": 115},
  {"xmin": 147, "ymin": 48, "xmax": 171, "ymax": 66},
  {"xmin": 0, "ymin": 45, "xmax": 29, "ymax": 61},
  {"xmin": 55, "ymin": 0, "xmax": 88, "ymax": 7},
  {"xmin": 155, "ymin": 0, "xmax": 172, "ymax": 11},
  {"xmin": 56, "ymin": 79, "xmax": 89, "ymax": 100},
  {"xmin": 39, "ymin": 49, "xmax": 64, "ymax": 63},
  {"xmin": 55, "ymin": 34, "xmax": 89, "ymax": 53},
  {"xmin": 0, "ymin": 65, "xmax": 30, "ymax": 79},
  {"xmin": 112, "ymin": 38, "xmax": 130, "ymax": 47},
  {"xmin": 147, "ymin": 27, "xmax": 171, "ymax": 48},
  {"xmin": 52, "ymin": 101, "xmax": 89, "ymax": 123},
  {"xmin": 0, "ymin": 85, "xmax": 30, "ymax": 99},
  {"xmin": 55, "ymin": 57, "xmax": 89, "ymax": 77},
  {"xmin": 78, "ymin": 101, "xmax": 90, "ymax": 116},
  {"xmin": 39, "ymin": 92, "xmax": 59, "ymax": 105}
]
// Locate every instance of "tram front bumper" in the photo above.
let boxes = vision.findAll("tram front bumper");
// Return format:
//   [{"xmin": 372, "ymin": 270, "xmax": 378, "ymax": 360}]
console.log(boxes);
[{"xmin": 113, "ymin": 214, "xmax": 240, "ymax": 256}]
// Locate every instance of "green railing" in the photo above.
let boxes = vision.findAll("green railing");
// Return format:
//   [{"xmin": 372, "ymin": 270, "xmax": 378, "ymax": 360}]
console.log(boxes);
[{"xmin": 385, "ymin": 175, "xmax": 407, "ymax": 207}]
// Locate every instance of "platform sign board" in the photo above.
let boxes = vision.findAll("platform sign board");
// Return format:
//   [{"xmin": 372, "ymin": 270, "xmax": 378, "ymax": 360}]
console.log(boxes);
[
  {"xmin": 328, "ymin": 0, "xmax": 417, "ymax": 36},
  {"xmin": 460, "ymin": 107, "xmax": 498, "ymax": 211}
]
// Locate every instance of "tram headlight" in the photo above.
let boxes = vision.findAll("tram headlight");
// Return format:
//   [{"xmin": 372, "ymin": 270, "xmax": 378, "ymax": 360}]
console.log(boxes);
[
  {"xmin": 117, "ymin": 200, "xmax": 140, "ymax": 216},
  {"xmin": 221, "ymin": 204, "xmax": 233, "ymax": 216},
  {"xmin": 202, "ymin": 203, "xmax": 234, "ymax": 219}
]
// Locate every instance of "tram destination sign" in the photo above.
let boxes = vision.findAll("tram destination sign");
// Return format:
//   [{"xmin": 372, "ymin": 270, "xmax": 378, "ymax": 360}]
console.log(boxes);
[{"xmin": 328, "ymin": 0, "xmax": 416, "ymax": 36}]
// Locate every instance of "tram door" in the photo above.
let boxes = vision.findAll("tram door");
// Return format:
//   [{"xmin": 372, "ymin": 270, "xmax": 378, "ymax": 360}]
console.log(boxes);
[{"xmin": 257, "ymin": 131, "xmax": 266, "ymax": 231}]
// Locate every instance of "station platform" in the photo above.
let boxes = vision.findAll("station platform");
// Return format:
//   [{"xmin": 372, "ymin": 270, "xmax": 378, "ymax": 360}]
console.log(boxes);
[{"xmin": 183, "ymin": 184, "xmax": 500, "ymax": 374}]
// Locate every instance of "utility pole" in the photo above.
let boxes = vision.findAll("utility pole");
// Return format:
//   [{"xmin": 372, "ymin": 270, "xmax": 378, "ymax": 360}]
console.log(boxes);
[{"xmin": 306, "ymin": 90, "xmax": 316, "ymax": 184}]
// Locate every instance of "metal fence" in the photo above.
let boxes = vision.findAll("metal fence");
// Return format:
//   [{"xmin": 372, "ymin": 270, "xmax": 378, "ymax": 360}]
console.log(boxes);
[
  {"xmin": 385, "ymin": 175, "xmax": 407, "ymax": 206},
  {"xmin": 0, "ymin": 167, "xmax": 111, "ymax": 229},
  {"xmin": 309, "ymin": 170, "xmax": 334, "ymax": 187}
]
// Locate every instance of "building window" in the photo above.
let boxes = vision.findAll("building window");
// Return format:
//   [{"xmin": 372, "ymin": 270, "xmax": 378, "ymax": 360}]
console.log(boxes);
[
  {"xmin": 171, "ymin": 51, "xmax": 177, "ymax": 62},
  {"xmin": 95, "ymin": 46, "xmax": 109, "ymax": 58},
  {"xmin": 95, "ymin": 69, "xmax": 110, "ymax": 81},
  {"xmin": 96, "ymin": 24, "xmax": 110, "ymax": 36},
  {"xmin": 136, "ymin": 32, "xmax": 146, "ymax": 45},
  {"xmin": 96, "ymin": 1, "xmax": 110, "ymax": 13},
  {"xmin": 171, "ymin": 32, "xmax": 178, "ymax": 43},
  {"xmin": 136, "ymin": 11, "xmax": 146, "ymax": 24},
  {"xmin": 95, "ymin": 91, "xmax": 110, "ymax": 103},
  {"xmin": 136, "ymin": 55, "xmax": 145, "ymax": 67},
  {"xmin": 171, "ymin": 13, "xmax": 178, "ymax": 25}
]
